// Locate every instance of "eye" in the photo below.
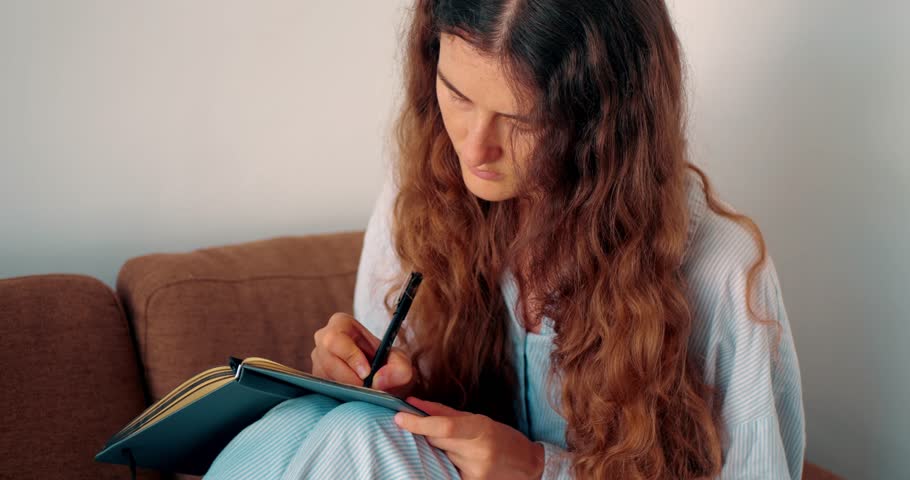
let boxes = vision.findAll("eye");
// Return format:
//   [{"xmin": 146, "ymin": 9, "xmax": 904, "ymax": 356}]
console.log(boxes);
[
  {"xmin": 449, "ymin": 92, "xmax": 469, "ymax": 104},
  {"xmin": 510, "ymin": 120, "xmax": 533, "ymax": 134}
]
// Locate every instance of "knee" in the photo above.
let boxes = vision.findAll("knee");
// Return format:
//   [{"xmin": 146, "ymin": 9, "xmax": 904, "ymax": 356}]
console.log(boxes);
[
  {"xmin": 319, "ymin": 401, "xmax": 397, "ymax": 436},
  {"xmin": 265, "ymin": 394, "xmax": 340, "ymax": 424}
]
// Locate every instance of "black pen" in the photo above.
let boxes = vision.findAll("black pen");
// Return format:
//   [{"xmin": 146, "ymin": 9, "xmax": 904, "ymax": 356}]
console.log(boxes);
[{"xmin": 363, "ymin": 271, "xmax": 423, "ymax": 389}]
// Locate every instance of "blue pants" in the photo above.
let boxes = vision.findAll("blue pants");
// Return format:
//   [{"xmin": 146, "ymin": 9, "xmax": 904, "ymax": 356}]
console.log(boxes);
[{"xmin": 203, "ymin": 394, "xmax": 460, "ymax": 479}]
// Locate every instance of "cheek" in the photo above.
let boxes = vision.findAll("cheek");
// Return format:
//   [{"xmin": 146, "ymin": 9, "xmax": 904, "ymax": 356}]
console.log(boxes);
[
  {"xmin": 507, "ymin": 134, "xmax": 535, "ymax": 167},
  {"xmin": 438, "ymin": 99, "xmax": 464, "ymax": 142}
]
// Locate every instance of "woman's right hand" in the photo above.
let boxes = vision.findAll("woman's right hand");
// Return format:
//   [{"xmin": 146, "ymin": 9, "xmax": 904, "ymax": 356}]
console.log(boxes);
[{"xmin": 310, "ymin": 312, "xmax": 416, "ymax": 396}]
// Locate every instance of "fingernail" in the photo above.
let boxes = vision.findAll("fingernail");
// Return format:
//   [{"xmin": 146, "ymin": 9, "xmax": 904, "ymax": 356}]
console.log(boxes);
[
  {"xmin": 372, "ymin": 372, "xmax": 385, "ymax": 389},
  {"xmin": 393, "ymin": 413, "xmax": 403, "ymax": 426},
  {"xmin": 356, "ymin": 364, "xmax": 370, "ymax": 379}
]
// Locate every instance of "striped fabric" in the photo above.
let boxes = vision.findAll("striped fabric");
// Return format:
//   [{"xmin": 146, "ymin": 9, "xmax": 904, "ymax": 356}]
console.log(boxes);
[
  {"xmin": 204, "ymin": 170, "xmax": 805, "ymax": 479},
  {"xmin": 204, "ymin": 394, "xmax": 459, "ymax": 479}
]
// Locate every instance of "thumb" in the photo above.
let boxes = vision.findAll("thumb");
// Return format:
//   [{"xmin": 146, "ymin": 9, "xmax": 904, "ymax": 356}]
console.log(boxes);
[{"xmin": 373, "ymin": 348, "xmax": 414, "ymax": 391}]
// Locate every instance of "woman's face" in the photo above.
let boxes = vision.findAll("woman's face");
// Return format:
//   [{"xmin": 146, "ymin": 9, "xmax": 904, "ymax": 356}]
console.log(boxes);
[{"xmin": 436, "ymin": 33, "xmax": 535, "ymax": 202}]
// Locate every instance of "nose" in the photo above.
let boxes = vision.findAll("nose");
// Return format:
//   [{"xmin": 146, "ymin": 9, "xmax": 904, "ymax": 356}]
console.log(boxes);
[{"xmin": 461, "ymin": 115, "xmax": 503, "ymax": 167}]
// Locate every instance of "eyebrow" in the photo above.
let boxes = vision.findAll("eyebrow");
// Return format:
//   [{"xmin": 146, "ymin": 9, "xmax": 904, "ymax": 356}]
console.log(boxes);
[{"xmin": 437, "ymin": 69, "xmax": 530, "ymax": 123}]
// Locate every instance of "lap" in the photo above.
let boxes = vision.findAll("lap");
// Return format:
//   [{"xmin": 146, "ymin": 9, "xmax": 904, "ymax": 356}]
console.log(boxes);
[
  {"xmin": 204, "ymin": 394, "xmax": 340, "ymax": 479},
  {"xmin": 204, "ymin": 394, "xmax": 459, "ymax": 480}
]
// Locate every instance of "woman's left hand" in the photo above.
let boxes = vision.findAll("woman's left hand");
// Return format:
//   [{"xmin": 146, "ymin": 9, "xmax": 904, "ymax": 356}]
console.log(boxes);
[{"xmin": 394, "ymin": 397, "xmax": 545, "ymax": 480}]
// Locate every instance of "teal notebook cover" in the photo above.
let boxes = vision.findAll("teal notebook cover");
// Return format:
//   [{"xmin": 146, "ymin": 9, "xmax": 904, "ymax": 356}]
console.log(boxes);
[{"xmin": 94, "ymin": 356, "xmax": 427, "ymax": 476}]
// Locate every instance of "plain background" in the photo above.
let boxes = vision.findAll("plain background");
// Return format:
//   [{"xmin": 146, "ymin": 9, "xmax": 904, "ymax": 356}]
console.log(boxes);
[{"xmin": 1, "ymin": 1, "xmax": 907, "ymax": 477}]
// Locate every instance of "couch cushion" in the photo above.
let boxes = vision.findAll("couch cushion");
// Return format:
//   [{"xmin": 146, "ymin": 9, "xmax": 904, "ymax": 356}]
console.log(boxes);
[
  {"xmin": 117, "ymin": 232, "xmax": 364, "ymax": 403},
  {"xmin": 0, "ymin": 274, "xmax": 159, "ymax": 479}
]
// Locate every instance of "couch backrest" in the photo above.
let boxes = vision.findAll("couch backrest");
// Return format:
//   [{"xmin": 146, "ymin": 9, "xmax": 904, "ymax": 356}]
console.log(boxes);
[{"xmin": 116, "ymin": 232, "xmax": 364, "ymax": 403}]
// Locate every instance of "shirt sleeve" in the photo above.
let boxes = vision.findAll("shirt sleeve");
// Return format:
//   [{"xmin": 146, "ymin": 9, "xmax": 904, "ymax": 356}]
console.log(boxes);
[
  {"xmin": 536, "ymin": 441, "xmax": 573, "ymax": 479},
  {"xmin": 353, "ymin": 169, "xmax": 404, "ymax": 340},
  {"xmin": 699, "ymin": 255, "xmax": 807, "ymax": 480}
]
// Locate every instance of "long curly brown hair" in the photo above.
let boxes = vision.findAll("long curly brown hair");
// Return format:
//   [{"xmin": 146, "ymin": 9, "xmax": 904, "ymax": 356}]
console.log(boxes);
[{"xmin": 384, "ymin": 1, "xmax": 781, "ymax": 478}]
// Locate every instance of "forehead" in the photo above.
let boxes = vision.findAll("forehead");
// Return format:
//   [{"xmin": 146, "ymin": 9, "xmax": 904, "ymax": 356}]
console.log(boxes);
[{"xmin": 437, "ymin": 33, "xmax": 529, "ymax": 114}]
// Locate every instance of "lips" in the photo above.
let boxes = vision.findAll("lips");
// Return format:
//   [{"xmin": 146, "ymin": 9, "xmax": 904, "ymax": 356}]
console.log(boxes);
[{"xmin": 469, "ymin": 165, "xmax": 503, "ymax": 180}]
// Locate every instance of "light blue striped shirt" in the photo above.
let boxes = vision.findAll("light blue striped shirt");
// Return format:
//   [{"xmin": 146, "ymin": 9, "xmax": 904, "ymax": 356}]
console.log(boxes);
[{"xmin": 355, "ymin": 170, "xmax": 806, "ymax": 479}]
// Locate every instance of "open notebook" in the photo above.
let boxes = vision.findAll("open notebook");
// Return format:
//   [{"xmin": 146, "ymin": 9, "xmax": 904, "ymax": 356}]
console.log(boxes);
[{"xmin": 94, "ymin": 356, "xmax": 426, "ymax": 476}]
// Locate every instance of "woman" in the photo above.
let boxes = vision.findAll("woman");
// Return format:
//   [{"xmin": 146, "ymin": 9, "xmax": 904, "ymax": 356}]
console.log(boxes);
[{"xmin": 205, "ymin": 0, "xmax": 805, "ymax": 478}]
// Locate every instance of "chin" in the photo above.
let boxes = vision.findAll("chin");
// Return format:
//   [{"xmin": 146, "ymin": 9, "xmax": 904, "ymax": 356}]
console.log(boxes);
[{"xmin": 462, "ymin": 175, "xmax": 515, "ymax": 202}]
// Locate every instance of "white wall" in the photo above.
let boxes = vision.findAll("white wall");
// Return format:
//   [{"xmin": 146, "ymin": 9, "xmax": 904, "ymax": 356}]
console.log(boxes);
[
  {"xmin": 0, "ymin": 0, "xmax": 410, "ymax": 285},
  {"xmin": 669, "ymin": 1, "xmax": 909, "ymax": 478},
  {"xmin": 2, "ymin": 1, "xmax": 907, "ymax": 477}
]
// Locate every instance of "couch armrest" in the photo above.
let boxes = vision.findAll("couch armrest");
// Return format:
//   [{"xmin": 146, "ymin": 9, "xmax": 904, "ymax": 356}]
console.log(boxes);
[
  {"xmin": 116, "ymin": 231, "xmax": 364, "ymax": 402},
  {"xmin": 0, "ymin": 274, "xmax": 159, "ymax": 479},
  {"xmin": 803, "ymin": 460, "xmax": 844, "ymax": 479}
]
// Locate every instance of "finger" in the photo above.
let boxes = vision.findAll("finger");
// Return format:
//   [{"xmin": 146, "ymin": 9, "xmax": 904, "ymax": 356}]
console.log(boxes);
[
  {"xmin": 393, "ymin": 412, "xmax": 474, "ymax": 439},
  {"xmin": 350, "ymin": 322, "xmax": 382, "ymax": 357},
  {"xmin": 310, "ymin": 349, "xmax": 322, "ymax": 376},
  {"xmin": 352, "ymin": 333, "xmax": 380, "ymax": 359},
  {"xmin": 406, "ymin": 397, "xmax": 469, "ymax": 417},
  {"xmin": 423, "ymin": 435, "xmax": 463, "ymax": 453},
  {"xmin": 388, "ymin": 347, "xmax": 412, "ymax": 367},
  {"xmin": 373, "ymin": 350, "xmax": 414, "ymax": 391},
  {"xmin": 314, "ymin": 349, "xmax": 364, "ymax": 386},
  {"xmin": 321, "ymin": 329, "xmax": 371, "ymax": 379},
  {"xmin": 326, "ymin": 311, "xmax": 357, "ymax": 328},
  {"xmin": 328, "ymin": 312, "xmax": 381, "ymax": 357}
]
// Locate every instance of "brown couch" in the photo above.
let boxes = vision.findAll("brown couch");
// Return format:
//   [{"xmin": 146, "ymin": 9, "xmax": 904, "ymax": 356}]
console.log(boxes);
[{"xmin": 0, "ymin": 231, "xmax": 842, "ymax": 480}]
